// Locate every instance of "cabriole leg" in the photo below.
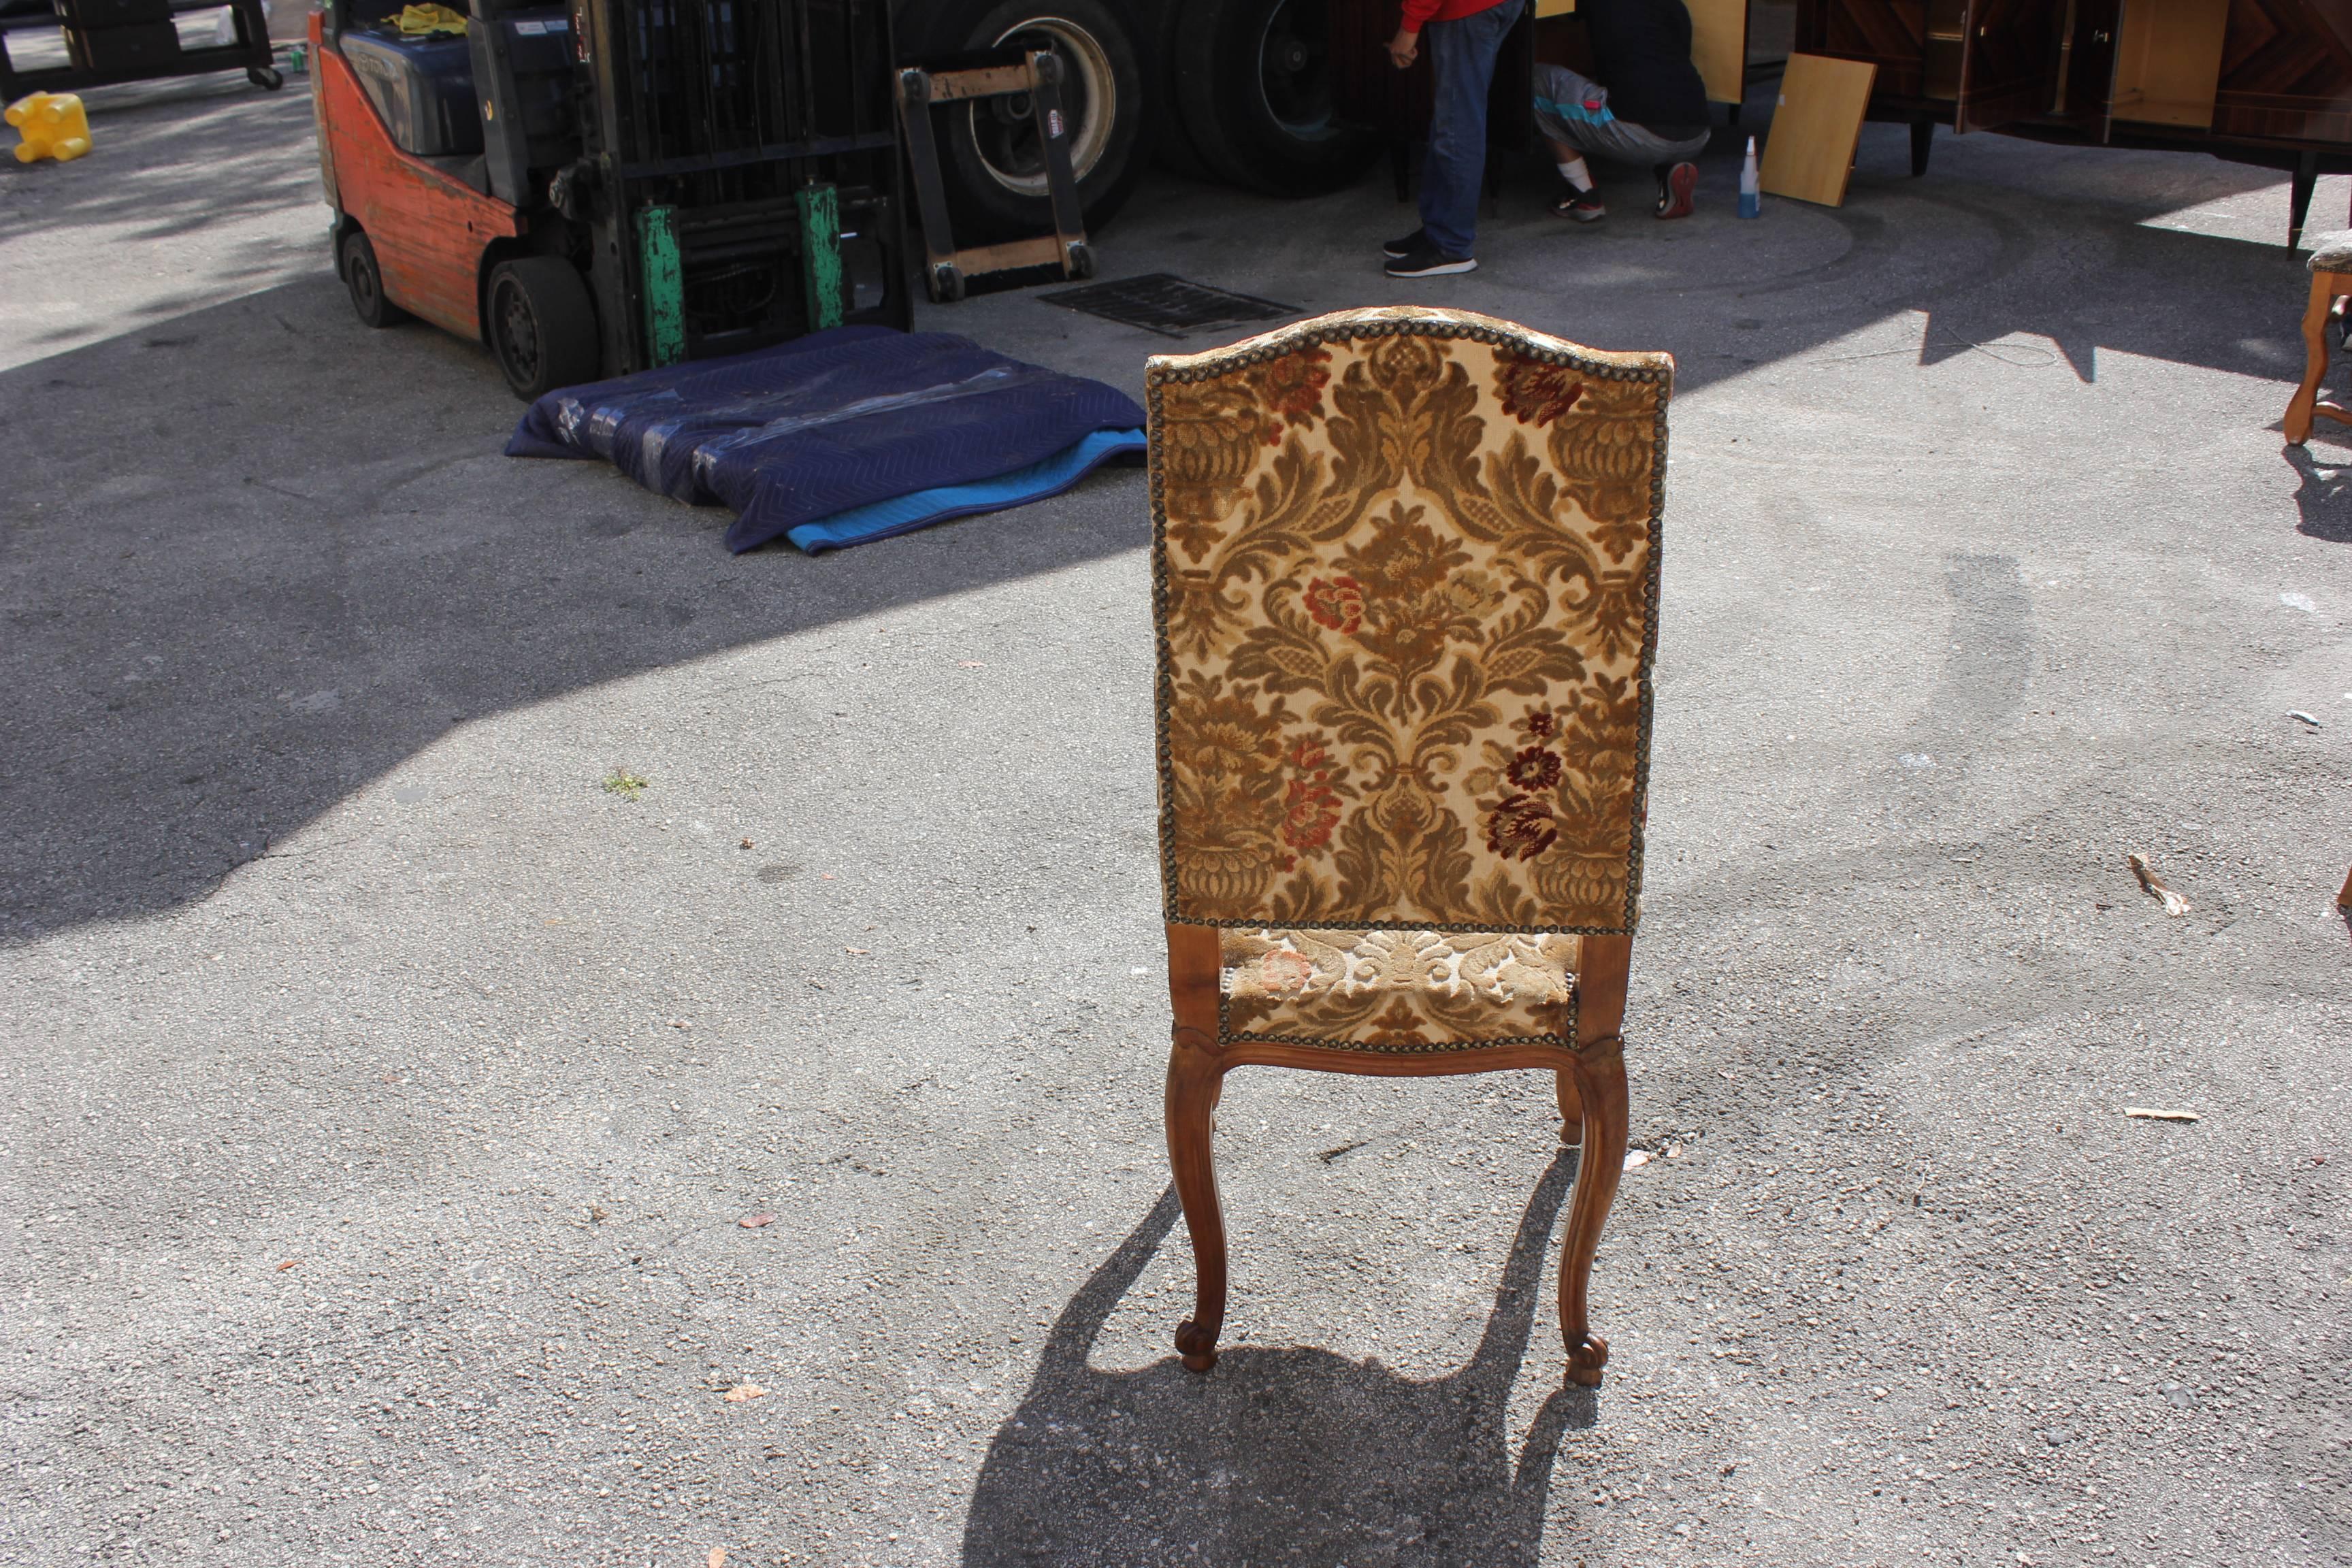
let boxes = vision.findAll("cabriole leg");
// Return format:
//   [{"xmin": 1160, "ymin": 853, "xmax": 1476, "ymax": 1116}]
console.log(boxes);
[
  {"xmin": 1165, "ymin": 1029, "xmax": 1227, "ymax": 1373},
  {"xmin": 1558, "ymin": 1034, "xmax": 1627, "ymax": 1386},
  {"xmin": 1554, "ymin": 1065, "xmax": 1583, "ymax": 1145}
]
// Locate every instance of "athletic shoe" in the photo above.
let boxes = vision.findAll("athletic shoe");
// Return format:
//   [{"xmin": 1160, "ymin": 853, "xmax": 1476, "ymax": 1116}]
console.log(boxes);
[
  {"xmin": 1382, "ymin": 227, "xmax": 1428, "ymax": 259},
  {"xmin": 1551, "ymin": 188, "xmax": 1607, "ymax": 223},
  {"xmin": 1654, "ymin": 161, "xmax": 1697, "ymax": 219},
  {"xmin": 1384, "ymin": 244, "xmax": 1477, "ymax": 278}
]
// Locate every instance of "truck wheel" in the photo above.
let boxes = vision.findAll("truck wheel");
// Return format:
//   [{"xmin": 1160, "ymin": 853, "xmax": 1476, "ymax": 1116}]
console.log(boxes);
[
  {"xmin": 338, "ymin": 228, "xmax": 408, "ymax": 329},
  {"xmin": 1175, "ymin": 0, "xmax": 1375, "ymax": 197},
  {"xmin": 485, "ymin": 257, "xmax": 598, "ymax": 402},
  {"xmin": 929, "ymin": 0, "xmax": 1147, "ymax": 240}
]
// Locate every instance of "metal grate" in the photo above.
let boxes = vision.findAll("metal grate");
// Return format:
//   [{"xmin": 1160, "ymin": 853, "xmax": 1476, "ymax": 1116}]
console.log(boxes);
[{"xmin": 1040, "ymin": 274, "xmax": 1298, "ymax": 338}]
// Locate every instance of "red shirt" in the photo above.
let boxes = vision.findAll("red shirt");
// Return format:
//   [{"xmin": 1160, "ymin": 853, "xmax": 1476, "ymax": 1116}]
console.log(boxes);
[{"xmin": 1399, "ymin": 0, "xmax": 1513, "ymax": 33}]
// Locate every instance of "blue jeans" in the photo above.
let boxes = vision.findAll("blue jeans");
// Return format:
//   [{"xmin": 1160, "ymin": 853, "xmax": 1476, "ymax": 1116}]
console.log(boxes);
[{"xmin": 1418, "ymin": 0, "xmax": 1524, "ymax": 258}]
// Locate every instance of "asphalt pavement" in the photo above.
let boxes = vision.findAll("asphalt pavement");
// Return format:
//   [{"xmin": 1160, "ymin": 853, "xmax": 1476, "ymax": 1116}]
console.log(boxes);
[{"xmin": 2, "ymin": 63, "xmax": 2348, "ymax": 1568}]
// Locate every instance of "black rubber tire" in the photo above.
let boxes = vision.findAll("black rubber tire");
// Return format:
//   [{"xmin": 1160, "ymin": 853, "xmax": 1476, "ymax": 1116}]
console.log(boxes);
[
  {"xmin": 922, "ymin": 0, "xmax": 1149, "ymax": 242},
  {"xmin": 338, "ymin": 228, "xmax": 407, "ymax": 329},
  {"xmin": 247, "ymin": 64, "xmax": 284, "ymax": 90},
  {"xmin": 485, "ymin": 257, "xmax": 598, "ymax": 402},
  {"xmin": 1175, "ymin": 0, "xmax": 1376, "ymax": 197},
  {"xmin": 1144, "ymin": 0, "xmax": 1217, "ymax": 182}
]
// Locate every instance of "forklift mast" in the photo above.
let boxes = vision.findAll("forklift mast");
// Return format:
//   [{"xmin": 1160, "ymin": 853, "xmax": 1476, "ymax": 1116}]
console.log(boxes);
[{"xmin": 558, "ymin": 0, "xmax": 909, "ymax": 374}]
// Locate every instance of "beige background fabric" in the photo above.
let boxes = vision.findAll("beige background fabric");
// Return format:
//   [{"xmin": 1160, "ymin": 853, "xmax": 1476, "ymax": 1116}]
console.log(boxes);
[{"xmin": 1149, "ymin": 308, "xmax": 1671, "ymax": 935}]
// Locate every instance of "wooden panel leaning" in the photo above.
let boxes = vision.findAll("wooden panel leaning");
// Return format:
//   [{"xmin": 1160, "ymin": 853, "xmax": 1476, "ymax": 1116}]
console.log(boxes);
[
  {"xmin": 1144, "ymin": 306, "xmax": 1671, "ymax": 1387},
  {"xmin": 1759, "ymin": 52, "xmax": 1879, "ymax": 208},
  {"xmin": 2286, "ymin": 231, "xmax": 2352, "ymax": 446}
]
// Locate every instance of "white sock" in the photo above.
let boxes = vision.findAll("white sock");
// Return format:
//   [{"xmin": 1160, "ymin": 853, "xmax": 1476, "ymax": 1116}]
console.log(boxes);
[{"xmin": 1557, "ymin": 158, "xmax": 1595, "ymax": 192}]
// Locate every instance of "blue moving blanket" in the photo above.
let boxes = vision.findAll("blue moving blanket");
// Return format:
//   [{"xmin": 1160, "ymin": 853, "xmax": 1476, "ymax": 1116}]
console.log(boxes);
[{"xmin": 506, "ymin": 327, "xmax": 1146, "ymax": 553}]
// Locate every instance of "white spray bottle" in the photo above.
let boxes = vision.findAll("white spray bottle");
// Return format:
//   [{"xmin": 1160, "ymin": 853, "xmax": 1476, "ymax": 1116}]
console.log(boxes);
[{"xmin": 1738, "ymin": 135, "xmax": 1761, "ymax": 218}]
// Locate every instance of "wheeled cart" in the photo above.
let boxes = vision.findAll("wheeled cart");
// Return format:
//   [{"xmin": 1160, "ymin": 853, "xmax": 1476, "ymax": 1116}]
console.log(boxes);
[{"xmin": 310, "ymin": 0, "xmax": 912, "ymax": 399}]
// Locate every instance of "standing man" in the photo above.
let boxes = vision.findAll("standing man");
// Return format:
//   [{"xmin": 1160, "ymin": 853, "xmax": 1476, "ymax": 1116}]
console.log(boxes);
[
  {"xmin": 1533, "ymin": 0, "xmax": 1712, "ymax": 223},
  {"xmin": 1381, "ymin": 0, "xmax": 1527, "ymax": 278}
]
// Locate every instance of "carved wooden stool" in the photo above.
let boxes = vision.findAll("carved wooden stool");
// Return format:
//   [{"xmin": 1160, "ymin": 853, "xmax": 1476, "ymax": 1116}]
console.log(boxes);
[{"xmin": 2287, "ymin": 230, "xmax": 2352, "ymax": 446}]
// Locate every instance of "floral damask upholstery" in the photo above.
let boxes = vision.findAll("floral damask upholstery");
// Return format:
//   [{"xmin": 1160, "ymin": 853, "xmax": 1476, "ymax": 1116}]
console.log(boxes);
[
  {"xmin": 1221, "ymin": 927, "xmax": 1579, "ymax": 1051},
  {"xmin": 1148, "ymin": 306, "xmax": 1670, "ymax": 957}
]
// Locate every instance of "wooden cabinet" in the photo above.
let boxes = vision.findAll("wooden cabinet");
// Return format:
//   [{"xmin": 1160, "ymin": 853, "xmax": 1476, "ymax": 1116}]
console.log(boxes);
[{"xmin": 1795, "ymin": 0, "xmax": 2352, "ymax": 241}]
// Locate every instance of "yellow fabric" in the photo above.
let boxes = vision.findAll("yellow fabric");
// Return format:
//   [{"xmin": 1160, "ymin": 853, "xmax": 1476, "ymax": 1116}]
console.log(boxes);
[
  {"xmin": 394, "ymin": 4, "xmax": 468, "ymax": 34},
  {"xmin": 1221, "ymin": 927, "xmax": 1578, "ymax": 1051},
  {"xmin": 1149, "ymin": 307, "xmax": 1670, "ymax": 935}
]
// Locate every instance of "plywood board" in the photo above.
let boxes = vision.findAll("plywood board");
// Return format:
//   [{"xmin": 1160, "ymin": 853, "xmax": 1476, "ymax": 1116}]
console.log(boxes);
[
  {"xmin": 1687, "ymin": 0, "xmax": 1747, "ymax": 104},
  {"xmin": 2110, "ymin": 0, "xmax": 2226, "ymax": 128},
  {"xmin": 1533, "ymin": 0, "xmax": 1575, "ymax": 16},
  {"xmin": 1758, "ymin": 52, "xmax": 1876, "ymax": 208}
]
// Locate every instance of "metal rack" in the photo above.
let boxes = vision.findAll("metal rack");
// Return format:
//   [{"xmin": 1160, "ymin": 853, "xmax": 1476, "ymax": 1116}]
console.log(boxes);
[{"xmin": 1, "ymin": 0, "xmax": 282, "ymax": 100}]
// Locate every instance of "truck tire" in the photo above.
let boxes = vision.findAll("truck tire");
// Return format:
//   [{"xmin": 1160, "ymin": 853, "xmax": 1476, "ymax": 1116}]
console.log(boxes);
[
  {"xmin": 485, "ymin": 257, "xmax": 598, "ymax": 402},
  {"xmin": 924, "ymin": 0, "xmax": 1148, "ymax": 240},
  {"xmin": 1175, "ymin": 0, "xmax": 1375, "ymax": 197},
  {"xmin": 338, "ymin": 228, "xmax": 408, "ymax": 329}
]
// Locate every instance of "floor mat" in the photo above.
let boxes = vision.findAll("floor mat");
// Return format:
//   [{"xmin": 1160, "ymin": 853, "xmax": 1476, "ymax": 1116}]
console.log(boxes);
[{"xmin": 1040, "ymin": 274, "xmax": 1298, "ymax": 338}]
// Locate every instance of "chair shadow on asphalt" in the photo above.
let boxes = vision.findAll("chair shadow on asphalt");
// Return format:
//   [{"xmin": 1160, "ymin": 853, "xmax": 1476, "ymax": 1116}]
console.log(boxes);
[
  {"xmin": 962, "ymin": 1153, "xmax": 1593, "ymax": 1567},
  {"xmin": 2285, "ymin": 441, "xmax": 2352, "ymax": 544}
]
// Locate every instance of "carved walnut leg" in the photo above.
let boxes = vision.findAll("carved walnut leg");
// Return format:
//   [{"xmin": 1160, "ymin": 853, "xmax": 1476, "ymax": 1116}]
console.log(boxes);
[
  {"xmin": 1166, "ymin": 1026, "xmax": 1228, "ymax": 1373},
  {"xmin": 2287, "ymin": 273, "xmax": 2340, "ymax": 446},
  {"xmin": 1554, "ymin": 1066, "xmax": 1583, "ymax": 1146},
  {"xmin": 1558, "ymin": 1034, "xmax": 1627, "ymax": 1387}
]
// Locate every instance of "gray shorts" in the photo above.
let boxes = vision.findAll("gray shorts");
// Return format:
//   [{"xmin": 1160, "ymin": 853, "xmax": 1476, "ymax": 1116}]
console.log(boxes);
[{"xmin": 1533, "ymin": 64, "xmax": 1710, "ymax": 165}]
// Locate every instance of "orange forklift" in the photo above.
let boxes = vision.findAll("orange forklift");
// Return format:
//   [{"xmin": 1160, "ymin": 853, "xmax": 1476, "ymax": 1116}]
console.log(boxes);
[{"xmin": 309, "ymin": 0, "xmax": 912, "ymax": 397}]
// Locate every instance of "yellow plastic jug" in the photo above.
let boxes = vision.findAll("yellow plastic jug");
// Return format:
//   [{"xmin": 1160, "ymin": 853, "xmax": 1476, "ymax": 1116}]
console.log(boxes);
[{"xmin": 6, "ymin": 92, "xmax": 92, "ymax": 164}]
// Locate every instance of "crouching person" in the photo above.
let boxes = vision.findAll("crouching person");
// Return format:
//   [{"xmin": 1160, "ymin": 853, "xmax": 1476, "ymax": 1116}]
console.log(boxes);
[{"xmin": 1536, "ymin": 0, "xmax": 1712, "ymax": 223}]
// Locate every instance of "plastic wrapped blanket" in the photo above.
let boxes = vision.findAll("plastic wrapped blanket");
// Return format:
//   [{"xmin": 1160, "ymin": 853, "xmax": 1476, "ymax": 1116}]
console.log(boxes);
[{"xmin": 506, "ymin": 327, "xmax": 1147, "ymax": 553}]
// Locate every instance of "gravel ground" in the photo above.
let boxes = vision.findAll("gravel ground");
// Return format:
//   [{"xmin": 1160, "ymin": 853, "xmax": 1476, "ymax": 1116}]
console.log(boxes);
[{"xmin": 2, "ymin": 65, "xmax": 2349, "ymax": 1568}]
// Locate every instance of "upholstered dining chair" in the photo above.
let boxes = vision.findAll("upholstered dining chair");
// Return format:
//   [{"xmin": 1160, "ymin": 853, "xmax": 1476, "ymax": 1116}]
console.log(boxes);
[
  {"xmin": 2286, "ymin": 230, "xmax": 2352, "ymax": 446},
  {"xmin": 1144, "ymin": 306, "xmax": 1671, "ymax": 1388}
]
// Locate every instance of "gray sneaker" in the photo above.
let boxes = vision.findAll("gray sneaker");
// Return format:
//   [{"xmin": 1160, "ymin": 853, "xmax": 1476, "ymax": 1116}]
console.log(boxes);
[{"xmin": 1384, "ymin": 244, "xmax": 1476, "ymax": 278}]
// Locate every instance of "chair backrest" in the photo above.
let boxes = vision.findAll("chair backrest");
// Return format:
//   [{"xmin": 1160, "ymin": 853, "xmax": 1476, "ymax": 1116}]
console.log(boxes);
[{"xmin": 1146, "ymin": 306, "xmax": 1671, "ymax": 936}]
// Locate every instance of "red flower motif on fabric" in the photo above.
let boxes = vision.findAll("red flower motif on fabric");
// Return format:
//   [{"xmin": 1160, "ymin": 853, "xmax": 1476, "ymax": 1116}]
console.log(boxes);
[
  {"xmin": 1303, "ymin": 575, "xmax": 1366, "ymax": 636},
  {"xmin": 1505, "ymin": 746, "xmax": 1562, "ymax": 791},
  {"xmin": 1247, "ymin": 348, "xmax": 1332, "ymax": 443},
  {"xmin": 1484, "ymin": 792, "xmax": 1558, "ymax": 861},
  {"xmin": 1259, "ymin": 949, "xmax": 1315, "ymax": 994},
  {"xmin": 1279, "ymin": 737, "xmax": 1343, "ymax": 852},
  {"xmin": 1280, "ymin": 778, "xmax": 1341, "ymax": 853},
  {"xmin": 1494, "ymin": 355, "xmax": 1584, "ymax": 427},
  {"xmin": 1518, "ymin": 706, "xmax": 1558, "ymax": 740}
]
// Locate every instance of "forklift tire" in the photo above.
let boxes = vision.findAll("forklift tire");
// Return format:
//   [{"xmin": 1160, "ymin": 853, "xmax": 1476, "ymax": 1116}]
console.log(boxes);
[
  {"xmin": 247, "ymin": 65, "xmax": 284, "ymax": 90},
  {"xmin": 338, "ymin": 229, "xmax": 408, "ymax": 330},
  {"xmin": 486, "ymin": 258, "xmax": 598, "ymax": 402}
]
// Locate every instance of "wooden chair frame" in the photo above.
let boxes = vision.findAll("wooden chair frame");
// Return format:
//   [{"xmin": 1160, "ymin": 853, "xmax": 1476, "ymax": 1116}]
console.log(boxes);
[
  {"xmin": 1162, "ymin": 924, "xmax": 1631, "ymax": 1386},
  {"xmin": 1143, "ymin": 306, "xmax": 1671, "ymax": 1390},
  {"xmin": 2287, "ymin": 268, "xmax": 2352, "ymax": 446}
]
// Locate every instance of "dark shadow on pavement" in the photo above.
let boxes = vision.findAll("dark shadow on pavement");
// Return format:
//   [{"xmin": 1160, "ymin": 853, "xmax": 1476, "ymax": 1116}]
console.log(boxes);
[
  {"xmin": 962, "ymin": 1154, "xmax": 1592, "ymax": 1566},
  {"xmin": 2285, "ymin": 441, "xmax": 2352, "ymax": 543},
  {"xmin": 0, "ymin": 274, "xmax": 1152, "ymax": 946}
]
